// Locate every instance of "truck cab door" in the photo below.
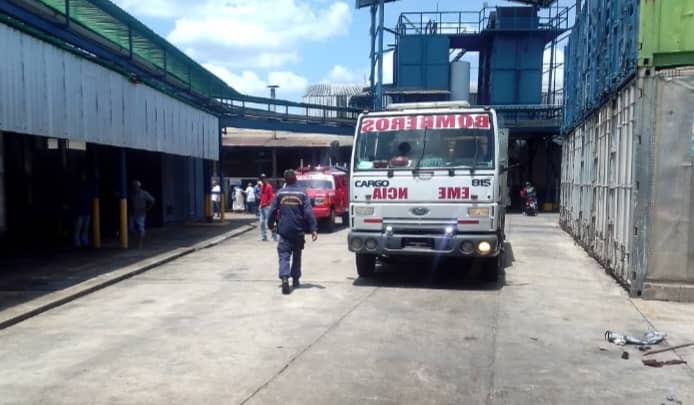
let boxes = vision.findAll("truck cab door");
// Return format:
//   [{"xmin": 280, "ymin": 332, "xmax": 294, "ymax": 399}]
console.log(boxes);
[{"xmin": 498, "ymin": 128, "xmax": 509, "ymax": 208}]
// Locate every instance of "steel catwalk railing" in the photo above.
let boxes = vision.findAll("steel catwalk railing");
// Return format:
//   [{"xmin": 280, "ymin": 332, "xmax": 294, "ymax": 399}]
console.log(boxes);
[{"xmin": 396, "ymin": 5, "xmax": 573, "ymax": 36}]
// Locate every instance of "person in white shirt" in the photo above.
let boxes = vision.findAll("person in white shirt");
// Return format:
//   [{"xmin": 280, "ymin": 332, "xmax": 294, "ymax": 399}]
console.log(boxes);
[
  {"xmin": 211, "ymin": 180, "xmax": 221, "ymax": 218},
  {"xmin": 244, "ymin": 183, "xmax": 257, "ymax": 215}
]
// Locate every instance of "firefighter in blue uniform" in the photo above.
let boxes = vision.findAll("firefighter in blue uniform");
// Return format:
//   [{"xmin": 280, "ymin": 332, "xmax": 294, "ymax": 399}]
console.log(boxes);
[{"xmin": 267, "ymin": 169, "xmax": 318, "ymax": 294}]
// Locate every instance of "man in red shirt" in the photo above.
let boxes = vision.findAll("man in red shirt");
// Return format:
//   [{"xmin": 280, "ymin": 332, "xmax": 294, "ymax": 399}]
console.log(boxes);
[{"xmin": 258, "ymin": 174, "xmax": 277, "ymax": 241}]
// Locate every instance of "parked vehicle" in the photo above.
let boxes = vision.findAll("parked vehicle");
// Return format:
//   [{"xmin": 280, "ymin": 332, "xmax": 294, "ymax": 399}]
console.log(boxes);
[
  {"xmin": 296, "ymin": 166, "xmax": 349, "ymax": 232},
  {"xmin": 347, "ymin": 101, "xmax": 509, "ymax": 281}
]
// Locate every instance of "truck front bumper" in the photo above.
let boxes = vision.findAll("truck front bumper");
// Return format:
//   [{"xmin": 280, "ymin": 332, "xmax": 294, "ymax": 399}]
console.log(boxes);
[
  {"xmin": 312, "ymin": 206, "xmax": 331, "ymax": 219},
  {"xmin": 348, "ymin": 231, "xmax": 501, "ymax": 258}
]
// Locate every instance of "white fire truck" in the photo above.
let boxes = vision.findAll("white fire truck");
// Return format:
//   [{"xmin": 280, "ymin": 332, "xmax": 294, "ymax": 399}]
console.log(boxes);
[{"xmin": 347, "ymin": 101, "xmax": 509, "ymax": 281}]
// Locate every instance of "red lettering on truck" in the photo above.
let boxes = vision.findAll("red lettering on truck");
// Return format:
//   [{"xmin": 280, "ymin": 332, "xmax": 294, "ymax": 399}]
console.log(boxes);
[
  {"xmin": 438, "ymin": 187, "xmax": 470, "ymax": 200},
  {"xmin": 360, "ymin": 114, "xmax": 492, "ymax": 133},
  {"xmin": 372, "ymin": 187, "xmax": 408, "ymax": 200}
]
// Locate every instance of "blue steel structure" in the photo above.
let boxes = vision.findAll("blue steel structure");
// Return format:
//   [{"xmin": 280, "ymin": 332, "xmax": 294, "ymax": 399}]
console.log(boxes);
[
  {"xmin": 0, "ymin": 0, "xmax": 359, "ymax": 136},
  {"xmin": 391, "ymin": 5, "xmax": 573, "ymax": 135}
]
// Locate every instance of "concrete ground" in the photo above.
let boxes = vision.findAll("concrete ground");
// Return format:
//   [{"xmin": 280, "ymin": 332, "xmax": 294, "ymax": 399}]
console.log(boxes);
[
  {"xmin": 0, "ymin": 214, "xmax": 692, "ymax": 404},
  {"xmin": 0, "ymin": 215, "xmax": 255, "ymax": 312}
]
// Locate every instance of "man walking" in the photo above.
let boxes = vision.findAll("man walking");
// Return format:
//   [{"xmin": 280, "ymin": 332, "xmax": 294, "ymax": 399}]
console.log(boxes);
[
  {"xmin": 258, "ymin": 174, "xmax": 277, "ymax": 241},
  {"xmin": 128, "ymin": 180, "xmax": 155, "ymax": 248},
  {"xmin": 267, "ymin": 169, "xmax": 318, "ymax": 295}
]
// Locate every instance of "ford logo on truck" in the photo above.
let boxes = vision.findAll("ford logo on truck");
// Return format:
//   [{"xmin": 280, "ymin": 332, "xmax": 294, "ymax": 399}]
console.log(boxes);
[
  {"xmin": 410, "ymin": 207, "xmax": 429, "ymax": 216},
  {"xmin": 355, "ymin": 180, "xmax": 390, "ymax": 187}
]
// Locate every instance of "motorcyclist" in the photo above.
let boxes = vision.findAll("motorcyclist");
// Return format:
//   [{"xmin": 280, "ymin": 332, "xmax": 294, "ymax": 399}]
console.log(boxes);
[{"xmin": 520, "ymin": 181, "xmax": 537, "ymax": 208}]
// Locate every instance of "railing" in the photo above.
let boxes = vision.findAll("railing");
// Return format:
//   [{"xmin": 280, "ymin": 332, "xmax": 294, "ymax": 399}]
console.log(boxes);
[
  {"xmin": 216, "ymin": 96, "xmax": 361, "ymax": 127},
  {"xmin": 494, "ymin": 105, "xmax": 563, "ymax": 129},
  {"xmin": 396, "ymin": 5, "xmax": 573, "ymax": 36}
]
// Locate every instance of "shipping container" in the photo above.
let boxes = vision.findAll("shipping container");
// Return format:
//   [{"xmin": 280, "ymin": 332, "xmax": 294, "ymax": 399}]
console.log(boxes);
[
  {"xmin": 561, "ymin": 68, "xmax": 694, "ymax": 301},
  {"xmin": 639, "ymin": 0, "xmax": 694, "ymax": 68},
  {"xmin": 563, "ymin": 0, "xmax": 694, "ymax": 134},
  {"xmin": 562, "ymin": 0, "xmax": 640, "ymax": 133}
]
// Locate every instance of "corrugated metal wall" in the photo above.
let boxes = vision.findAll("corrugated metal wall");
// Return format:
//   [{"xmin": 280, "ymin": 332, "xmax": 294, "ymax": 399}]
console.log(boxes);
[
  {"xmin": 561, "ymin": 69, "xmax": 694, "ymax": 298},
  {"xmin": 0, "ymin": 23, "xmax": 219, "ymax": 160}
]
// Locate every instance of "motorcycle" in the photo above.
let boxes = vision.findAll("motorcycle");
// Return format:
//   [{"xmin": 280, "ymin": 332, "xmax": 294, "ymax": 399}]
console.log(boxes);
[{"xmin": 524, "ymin": 197, "xmax": 538, "ymax": 216}]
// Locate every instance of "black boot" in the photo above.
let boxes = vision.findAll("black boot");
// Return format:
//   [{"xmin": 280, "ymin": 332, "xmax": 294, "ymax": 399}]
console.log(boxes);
[
  {"xmin": 281, "ymin": 277, "xmax": 291, "ymax": 295},
  {"xmin": 292, "ymin": 278, "xmax": 301, "ymax": 288}
]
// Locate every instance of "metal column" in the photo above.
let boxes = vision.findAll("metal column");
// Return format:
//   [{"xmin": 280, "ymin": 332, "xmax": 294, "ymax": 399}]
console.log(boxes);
[
  {"xmin": 375, "ymin": 0, "xmax": 385, "ymax": 111},
  {"xmin": 219, "ymin": 125, "xmax": 226, "ymax": 221},
  {"xmin": 119, "ymin": 148, "xmax": 128, "ymax": 249},
  {"xmin": 369, "ymin": 4, "xmax": 377, "ymax": 99}
]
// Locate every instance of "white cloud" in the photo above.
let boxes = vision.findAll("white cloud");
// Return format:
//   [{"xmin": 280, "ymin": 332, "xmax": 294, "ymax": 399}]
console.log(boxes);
[
  {"xmin": 114, "ymin": 0, "xmax": 352, "ymax": 70},
  {"xmin": 204, "ymin": 64, "xmax": 309, "ymax": 97},
  {"xmin": 323, "ymin": 65, "xmax": 367, "ymax": 85}
]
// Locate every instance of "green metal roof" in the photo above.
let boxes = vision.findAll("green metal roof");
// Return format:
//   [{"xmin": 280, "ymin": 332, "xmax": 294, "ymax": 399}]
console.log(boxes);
[{"xmin": 34, "ymin": 0, "xmax": 241, "ymax": 100}]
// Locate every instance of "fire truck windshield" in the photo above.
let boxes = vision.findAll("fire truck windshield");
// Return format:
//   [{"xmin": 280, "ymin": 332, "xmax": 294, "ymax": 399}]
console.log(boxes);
[
  {"xmin": 297, "ymin": 179, "xmax": 333, "ymax": 190},
  {"xmin": 354, "ymin": 126, "xmax": 494, "ymax": 171}
]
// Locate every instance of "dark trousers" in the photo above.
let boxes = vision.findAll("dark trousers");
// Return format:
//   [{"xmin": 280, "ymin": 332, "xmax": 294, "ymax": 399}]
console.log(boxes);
[{"xmin": 278, "ymin": 235, "xmax": 303, "ymax": 279}]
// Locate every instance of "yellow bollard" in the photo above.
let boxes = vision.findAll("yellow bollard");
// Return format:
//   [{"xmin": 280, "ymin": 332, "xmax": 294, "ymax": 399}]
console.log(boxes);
[
  {"xmin": 220, "ymin": 194, "xmax": 226, "ymax": 221},
  {"xmin": 204, "ymin": 193, "xmax": 212, "ymax": 219},
  {"xmin": 91, "ymin": 197, "xmax": 101, "ymax": 248},
  {"xmin": 120, "ymin": 198, "xmax": 128, "ymax": 248}
]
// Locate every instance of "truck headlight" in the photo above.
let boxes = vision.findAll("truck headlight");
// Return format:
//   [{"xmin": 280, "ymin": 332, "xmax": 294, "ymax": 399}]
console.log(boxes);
[
  {"xmin": 477, "ymin": 241, "xmax": 492, "ymax": 255},
  {"xmin": 315, "ymin": 197, "xmax": 326, "ymax": 206},
  {"xmin": 355, "ymin": 206, "xmax": 374, "ymax": 216},
  {"xmin": 468, "ymin": 207, "xmax": 490, "ymax": 217}
]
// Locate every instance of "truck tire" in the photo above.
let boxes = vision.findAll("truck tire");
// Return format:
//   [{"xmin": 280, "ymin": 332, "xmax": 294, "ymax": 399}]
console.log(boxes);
[
  {"xmin": 356, "ymin": 254, "xmax": 376, "ymax": 278},
  {"xmin": 326, "ymin": 209, "xmax": 336, "ymax": 233},
  {"xmin": 481, "ymin": 254, "xmax": 502, "ymax": 283}
]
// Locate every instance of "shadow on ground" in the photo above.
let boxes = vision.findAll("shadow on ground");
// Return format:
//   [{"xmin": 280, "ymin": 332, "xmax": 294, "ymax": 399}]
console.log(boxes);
[
  {"xmin": 0, "ymin": 217, "xmax": 255, "ymax": 312},
  {"xmin": 351, "ymin": 242, "xmax": 514, "ymax": 291}
]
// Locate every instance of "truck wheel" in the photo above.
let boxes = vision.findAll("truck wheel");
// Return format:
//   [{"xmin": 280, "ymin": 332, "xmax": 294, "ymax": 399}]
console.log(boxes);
[
  {"xmin": 326, "ymin": 209, "xmax": 336, "ymax": 233},
  {"xmin": 356, "ymin": 254, "xmax": 376, "ymax": 278},
  {"xmin": 481, "ymin": 254, "xmax": 502, "ymax": 283}
]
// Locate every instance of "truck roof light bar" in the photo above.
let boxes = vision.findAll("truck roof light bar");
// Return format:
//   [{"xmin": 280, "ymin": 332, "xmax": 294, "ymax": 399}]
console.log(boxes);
[{"xmin": 386, "ymin": 101, "xmax": 471, "ymax": 111}]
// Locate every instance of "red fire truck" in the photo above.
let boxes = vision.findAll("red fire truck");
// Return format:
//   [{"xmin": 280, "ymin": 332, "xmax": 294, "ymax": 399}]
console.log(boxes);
[{"xmin": 296, "ymin": 166, "xmax": 349, "ymax": 232}]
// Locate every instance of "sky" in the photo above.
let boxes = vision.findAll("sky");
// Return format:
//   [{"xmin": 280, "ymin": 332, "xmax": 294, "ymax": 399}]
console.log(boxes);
[{"xmin": 111, "ymin": 0, "xmax": 568, "ymax": 101}]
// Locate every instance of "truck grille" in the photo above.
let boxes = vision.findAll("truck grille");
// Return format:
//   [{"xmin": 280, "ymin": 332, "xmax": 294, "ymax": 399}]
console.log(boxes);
[{"xmin": 394, "ymin": 228, "xmax": 448, "ymax": 236}]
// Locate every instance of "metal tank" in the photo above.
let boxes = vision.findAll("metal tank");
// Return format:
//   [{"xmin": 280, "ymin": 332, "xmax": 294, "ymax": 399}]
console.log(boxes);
[
  {"xmin": 561, "ymin": 67, "xmax": 694, "ymax": 301},
  {"xmin": 449, "ymin": 60, "xmax": 471, "ymax": 102}
]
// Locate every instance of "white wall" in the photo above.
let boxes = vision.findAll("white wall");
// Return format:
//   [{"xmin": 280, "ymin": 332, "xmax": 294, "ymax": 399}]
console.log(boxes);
[{"xmin": 0, "ymin": 23, "xmax": 219, "ymax": 160}]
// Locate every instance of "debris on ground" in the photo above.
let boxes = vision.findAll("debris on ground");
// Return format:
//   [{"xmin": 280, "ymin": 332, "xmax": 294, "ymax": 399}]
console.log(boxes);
[
  {"xmin": 643, "ymin": 342, "xmax": 694, "ymax": 356},
  {"xmin": 637, "ymin": 346, "xmax": 651, "ymax": 352},
  {"xmin": 642, "ymin": 358, "xmax": 687, "ymax": 368},
  {"xmin": 666, "ymin": 394, "xmax": 684, "ymax": 404},
  {"xmin": 621, "ymin": 351, "xmax": 629, "ymax": 360},
  {"xmin": 604, "ymin": 330, "xmax": 666, "ymax": 346}
]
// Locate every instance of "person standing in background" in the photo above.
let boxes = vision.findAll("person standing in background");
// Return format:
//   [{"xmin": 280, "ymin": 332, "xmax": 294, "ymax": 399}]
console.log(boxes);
[
  {"xmin": 244, "ymin": 182, "xmax": 257, "ymax": 215},
  {"xmin": 211, "ymin": 180, "xmax": 221, "ymax": 219},
  {"xmin": 258, "ymin": 174, "xmax": 277, "ymax": 242},
  {"xmin": 128, "ymin": 180, "xmax": 155, "ymax": 249},
  {"xmin": 73, "ymin": 174, "xmax": 95, "ymax": 248}
]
